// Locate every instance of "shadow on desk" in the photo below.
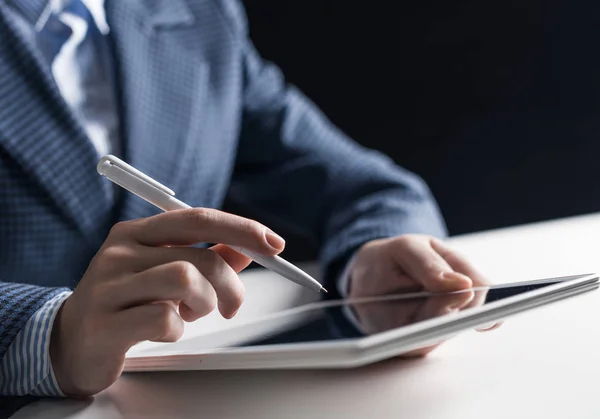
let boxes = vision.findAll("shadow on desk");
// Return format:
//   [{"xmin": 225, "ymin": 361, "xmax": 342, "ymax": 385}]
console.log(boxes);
[
  {"xmin": 15, "ymin": 398, "xmax": 93, "ymax": 419},
  {"xmin": 18, "ymin": 357, "xmax": 431, "ymax": 419}
]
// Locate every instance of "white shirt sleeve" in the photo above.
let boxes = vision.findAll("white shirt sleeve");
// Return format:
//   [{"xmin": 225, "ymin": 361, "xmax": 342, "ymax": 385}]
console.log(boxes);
[{"xmin": 0, "ymin": 291, "xmax": 72, "ymax": 397}]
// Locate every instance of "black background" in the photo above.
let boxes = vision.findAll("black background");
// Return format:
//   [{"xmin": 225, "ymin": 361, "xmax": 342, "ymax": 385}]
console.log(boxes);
[{"xmin": 237, "ymin": 0, "xmax": 600, "ymax": 260}]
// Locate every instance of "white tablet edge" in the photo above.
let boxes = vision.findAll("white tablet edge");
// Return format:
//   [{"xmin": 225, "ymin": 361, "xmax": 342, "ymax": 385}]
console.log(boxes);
[{"xmin": 124, "ymin": 273, "xmax": 598, "ymax": 371}]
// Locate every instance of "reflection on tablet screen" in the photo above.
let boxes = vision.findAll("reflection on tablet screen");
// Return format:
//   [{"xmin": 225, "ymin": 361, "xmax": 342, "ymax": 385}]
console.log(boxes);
[
  {"xmin": 136, "ymin": 278, "xmax": 570, "ymax": 354},
  {"xmin": 238, "ymin": 279, "xmax": 563, "ymax": 347}
]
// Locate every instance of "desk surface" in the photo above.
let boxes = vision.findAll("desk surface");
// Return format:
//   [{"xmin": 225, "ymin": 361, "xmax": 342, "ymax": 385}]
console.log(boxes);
[{"xmin": 16, "ymin": 213, "xmax": 600, "ymax": 418}]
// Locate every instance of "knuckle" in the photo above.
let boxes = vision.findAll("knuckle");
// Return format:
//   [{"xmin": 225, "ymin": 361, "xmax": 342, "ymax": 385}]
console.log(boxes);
[
  {"xmin": 169, "ymin": 261, "xmax": 197, "ymax": 289},
  {"xmin": 100, "ymin": 244, "xmax": 136, "ymax": 264},
  {"xmin": 424, "ymin": 260, "xmax": 442, "ymax": 272},
  {"xmin": 395, "ymin": 235, "xmax": 413, "ymax": 247},
  {"xmin": 361, "ymin": 238, "xmax": 383, "ymax": 252},
  {"xmin": 108, "ymin": 221, "xmax": 130, "ymax": 238}
]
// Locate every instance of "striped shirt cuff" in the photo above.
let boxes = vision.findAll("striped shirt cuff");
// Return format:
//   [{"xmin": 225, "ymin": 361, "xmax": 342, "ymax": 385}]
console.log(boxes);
[{"xmin": 0, "ymin": 291, "xmax": 72, "ymax": 397}]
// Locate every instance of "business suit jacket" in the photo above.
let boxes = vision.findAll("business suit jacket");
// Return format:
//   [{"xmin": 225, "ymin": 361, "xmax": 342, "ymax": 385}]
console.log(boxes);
[{"xmin": 0, "ymin": 0, "xmax": 445, "ymax": 404}]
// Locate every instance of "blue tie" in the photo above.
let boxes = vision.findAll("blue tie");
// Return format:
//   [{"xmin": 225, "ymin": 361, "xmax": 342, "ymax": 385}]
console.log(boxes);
[
  {"xmin": 36, "ymin": 0, "xmax": 102, "ymax": 65},
  {"xmin": 34, "ymin": 0, "xmax": 120, "ymax": 190},
  {"xmin": 36, "ymin": 12, "xmax": 71, "ymax": 63}
]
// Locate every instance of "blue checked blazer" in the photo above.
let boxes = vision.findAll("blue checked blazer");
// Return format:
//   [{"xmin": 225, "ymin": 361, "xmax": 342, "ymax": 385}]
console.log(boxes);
[{"xmin": 0, "ymin": 0, "xmax": 446, "ymax": 407}]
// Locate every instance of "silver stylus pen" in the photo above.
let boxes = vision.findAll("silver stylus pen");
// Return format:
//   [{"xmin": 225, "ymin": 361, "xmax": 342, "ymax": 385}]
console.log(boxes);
[{"xmin": 97, "ymin": 155, "xmax": 327, "ymax": 294}]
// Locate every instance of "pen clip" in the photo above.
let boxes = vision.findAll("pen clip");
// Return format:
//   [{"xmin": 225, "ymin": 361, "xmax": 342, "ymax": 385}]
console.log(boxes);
[{"xmin": 96, "ymin": 155, "xmax": 176, "ymax": 196}]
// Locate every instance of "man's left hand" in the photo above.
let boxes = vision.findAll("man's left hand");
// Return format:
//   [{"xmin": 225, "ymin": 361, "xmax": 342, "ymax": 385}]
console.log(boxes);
[
  {"xmin": 347, "ymin": 234, "xmax": 489, "ymax": 298},
  {"xmin": 345, "ymin": 234, "xmax": 497, "ymax": 356}
]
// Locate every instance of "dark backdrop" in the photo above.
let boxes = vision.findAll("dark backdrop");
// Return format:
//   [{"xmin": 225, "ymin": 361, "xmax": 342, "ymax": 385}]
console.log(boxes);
[
  {"xmin": 240, "ymin": 1, "xmax": 600, "ymax": 229},
  {"xmin": 234, "ymin": 0, "xmax": 600, "ymax": 261}
]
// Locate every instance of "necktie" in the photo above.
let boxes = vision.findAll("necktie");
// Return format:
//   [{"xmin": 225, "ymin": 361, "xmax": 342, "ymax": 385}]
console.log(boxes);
[
  {"xmin": 36, "ymin": 0, "xmax": 100, "ymax": 62},
  {"xmin": 35, "ymin": 0, "xmax": 118, "ymax": 159}
]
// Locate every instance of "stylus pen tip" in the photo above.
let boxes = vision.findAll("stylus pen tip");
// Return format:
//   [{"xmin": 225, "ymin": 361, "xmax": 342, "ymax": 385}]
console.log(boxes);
[{"xmin": 320, "ymin": 287, "xmax": 328, "ymax": 294}]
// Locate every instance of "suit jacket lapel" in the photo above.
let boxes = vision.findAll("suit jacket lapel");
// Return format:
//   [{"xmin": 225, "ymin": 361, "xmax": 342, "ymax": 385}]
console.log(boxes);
[
  {"xmin": 106, "ymin": 0, "xmax": 211, "ymax": 221},
  {"xmin": 0, "ymin": 2, "xmax": 113, "ymax": 242},
  {"xmin": 5, "ymin": 0, "xmax": 47, "ymax": 24}
]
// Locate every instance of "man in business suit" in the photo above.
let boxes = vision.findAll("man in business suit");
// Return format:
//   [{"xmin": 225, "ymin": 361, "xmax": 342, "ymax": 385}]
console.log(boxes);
[{"xmin": 0, "ymin": 0, "xmax": 488, "ymax": 412}]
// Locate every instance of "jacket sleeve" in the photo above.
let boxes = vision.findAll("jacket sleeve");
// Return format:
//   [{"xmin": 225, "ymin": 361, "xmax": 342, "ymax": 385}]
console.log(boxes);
[
  {"xmin": 0, "ymin": 283, "xmax": 70, "ymax": 417},
  {"xmin": 222, "ymin": 1, "xmax": 448, "ymax": 295},
  {"xmin": 0, "ymin": 283, "xmax": 68, "ymax": 362}
]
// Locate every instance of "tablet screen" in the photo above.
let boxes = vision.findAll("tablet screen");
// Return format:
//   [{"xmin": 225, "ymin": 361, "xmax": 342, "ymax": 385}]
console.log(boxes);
[
  {"xmin": 157, "ymin": 276, "xmax": 582, "ymax": 352},
  {"xmin": 239, "ymin": 278, "xmax": 564, "ymax": 346}
]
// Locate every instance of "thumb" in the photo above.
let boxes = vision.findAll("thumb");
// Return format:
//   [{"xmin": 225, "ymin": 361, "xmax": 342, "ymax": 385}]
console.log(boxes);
[
  {"xmin": 396, "ymin": 237, "xmax": 472, "ymax": 292},
  {"xmin": 209, "ymin": 244, "xmax": 253, "ymax": 273}
]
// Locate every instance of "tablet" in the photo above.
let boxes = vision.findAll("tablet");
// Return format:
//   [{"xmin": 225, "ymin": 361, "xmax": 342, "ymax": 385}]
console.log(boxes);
[{"xmin": 124, "ymin": 273, "xmax": 599, "ymax": 372}]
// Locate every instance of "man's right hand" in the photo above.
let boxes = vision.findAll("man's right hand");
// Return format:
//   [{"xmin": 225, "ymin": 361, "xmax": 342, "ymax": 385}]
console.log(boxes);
[{"xmin": 49, "ymin": 208, "xmax": 286, "ymax": 397}]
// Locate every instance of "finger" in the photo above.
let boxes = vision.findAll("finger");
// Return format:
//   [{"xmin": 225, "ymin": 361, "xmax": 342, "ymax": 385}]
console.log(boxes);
[
  {"xmin": 114, "ymin": 302, "xmax": 185, "ymax": 348},
  {"xmin": 430, "ymin": 239, "xmax": 495, "ymax": 315},
  {"xmin": 463, "ymin": 287, "xmax": 489, "ymax": 318},
  {"xmin": 399, "ymin": 292, "xmax": 474, "ymax": 358},
  {"xmin": 420, "ymin": 254, "xmax": 501, "ymax": 332},
  {"xmin": 476, "ymin": 322, "xmax": 503, "ymax": 332},
  {"xmin": 414, "ymin": 290, "xmax": 475, "ymax": 324},
  {"xmin": 209, "ymin": 244, "xmax": 253, "ymax": 273},
  {"xmin": 124, "ymin": 247, "xmax": 246, "ymax": 318},
  {"xmin": 396, "ymin": 291, "xmax": 473, "ymax": 357},
  {"xmin": 352, "ymin": 299, "xmax": 423, "ymax": 335},
  {"xmin": 430, "ymin": 239, "xmax": 490, "ymax": 287},
  {"xmin": 124, "ymin": 245, "xmax": 252, "ymax": 276},
  {"xmin": 394, "ymin": 238, "xmax": 472, "ymax": 292},
  {"xmin": 126, "ymin": 208, "xmax": 285, "ymax": 255},
  {"xmin": 106, "ymin": 261, "xmax": 218, "ymax": 321},
  {"xmin": 196, "ymin": 249, "xmax": 246, "ymax": 319}
]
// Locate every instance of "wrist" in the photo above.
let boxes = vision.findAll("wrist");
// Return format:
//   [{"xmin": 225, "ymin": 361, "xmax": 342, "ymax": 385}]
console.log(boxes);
[{"xmin": 337, "ymin": 252, "xmax": 358, "ymax": 298}]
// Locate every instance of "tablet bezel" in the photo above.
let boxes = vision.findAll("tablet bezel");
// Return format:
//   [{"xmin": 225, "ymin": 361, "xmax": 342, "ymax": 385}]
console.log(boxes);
[{"xmin": 124, "ymin": 273, "xmax": 599, "ymax": 371}]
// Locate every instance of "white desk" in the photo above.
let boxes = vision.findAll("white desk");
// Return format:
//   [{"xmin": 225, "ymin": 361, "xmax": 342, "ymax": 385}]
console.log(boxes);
[{"xmin": 16, "ymin": 214, "xmax": 600, "ymax": 418}]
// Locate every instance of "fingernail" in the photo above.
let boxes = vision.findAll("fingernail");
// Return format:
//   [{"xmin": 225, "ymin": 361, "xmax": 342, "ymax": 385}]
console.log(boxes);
[
  {"xmin": 441, "ymin": 271, "xmax": 473, "ymax": 287},
  {"xmin": 265, "ymin": 229, "xmax": 285, "ymax": 250},
  {"xmin": 476, "ymin": 323, "xmax": 499, "ymax": 332}
]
